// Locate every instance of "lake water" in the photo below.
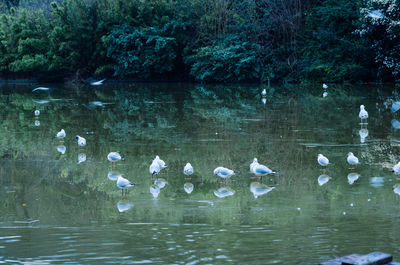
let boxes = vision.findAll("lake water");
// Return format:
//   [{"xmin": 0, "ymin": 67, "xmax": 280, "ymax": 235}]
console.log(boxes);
[{"xmin": 1, "ymin": 82, "xmax": 400, "ymax": 264}]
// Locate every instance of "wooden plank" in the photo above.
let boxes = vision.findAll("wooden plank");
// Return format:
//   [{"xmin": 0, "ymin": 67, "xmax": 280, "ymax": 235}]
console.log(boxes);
[
  {"xmin": 319, "ymin": 254, "xmax": 363, "ymax": 265},
  {"xmin": 342, "ymin": 252, "xmax": 392, "ymax": 265}
]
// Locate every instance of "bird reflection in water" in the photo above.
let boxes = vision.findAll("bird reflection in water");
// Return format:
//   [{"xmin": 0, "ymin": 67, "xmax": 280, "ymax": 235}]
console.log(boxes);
[
  {"xmin": 184, "ymin": 183, "xmax": 194, "ymax": 194},
  {"xmin": 57, "ymin": 145, "xmax": 66, "ymax": 155},
  {"xmin": 150, "ymin": 184, "xmax": 160, "ymax": 198},
  {"xmin": 117, "ymin": 201, "xmax": 133, "ymax": 213},
  {"xmin": 250, "ymin": 182, "xmax": 275, "ymax": 199},
  {"xmin": 150, "ymin": 178, "xmax": 168, "ymax": 198},
  {"xmin": 347, "ymin": 172, "xmax": 360, "ymax": 185},
  {"xmin": 108, "ymin": 171, "xmax": 122, "ymax": 181},
  {"xmin": 77, "ymin": 153, "xmax": 86, "ymax": 164},
  {"xmin": 214, "ymin": 187, "xmax": 235, "ymax": 198},
  {"xmin": 318, "ymin": 174, "xmax": 331, "ymax": 186}
]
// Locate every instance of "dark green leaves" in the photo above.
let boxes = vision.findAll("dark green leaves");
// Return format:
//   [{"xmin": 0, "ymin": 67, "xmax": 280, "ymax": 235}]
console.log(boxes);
[{"xmin": 107, "ymin": 25, "xmax": 177, "ymax": 78}]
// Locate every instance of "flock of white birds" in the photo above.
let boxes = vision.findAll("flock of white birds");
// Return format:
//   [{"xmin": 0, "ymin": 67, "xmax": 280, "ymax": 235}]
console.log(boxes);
[{"xmin": 32, "ymin": 82, "xmax": 400, "ymax": 200}]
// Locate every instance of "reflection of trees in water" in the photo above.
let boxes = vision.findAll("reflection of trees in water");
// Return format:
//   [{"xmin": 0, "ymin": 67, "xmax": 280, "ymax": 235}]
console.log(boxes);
[{"xmin": 3, "ymin": 83, "xmax": 400, "ymax": 226}]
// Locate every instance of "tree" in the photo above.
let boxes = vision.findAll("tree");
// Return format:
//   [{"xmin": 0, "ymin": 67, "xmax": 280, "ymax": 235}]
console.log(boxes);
[
  {"xmin": 107, "ymin": 25, "xmax": 177, "ymax": 78},
  {"xmin": 357, "ymin": 0, "xmax": 400, "ymax": 82}
]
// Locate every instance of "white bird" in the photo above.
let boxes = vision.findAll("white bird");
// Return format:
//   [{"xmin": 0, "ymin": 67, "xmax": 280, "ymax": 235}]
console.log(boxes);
[
  {"xmin": 250, "ymin": 158, "xmax": 259, "ymax": 172},
  {"xmin": 184, "ymin": 163, "xmax": 194, "ymax": 175},
  {"xmin": 149, "ymin": 161, "xmax": 161, "ymax": 175},
  {"xmin": 392, "ymin": 119, "xmax": 400, "ymax": 130},
  {"xmin": 214, "ymin": 187, "xmax": 235, "ymax": 198},
  {"xmin": 56, "ymin": 129, "xmax": 66, "ymax": 139},
  {"xmin": 117, "ymin": 201, "xmax": 133, "ymax": 213},
  {"xmin": 250, "ymin": 159, "xmax": 278, "ymax": 177},
  {"xmin": 368, "ymin": 10, "xmax": 384, "ymax": 19},
  {"xmin": 322, "ymin": 83, "xmax": 328, "ymax": 89},
  {"xmin": 318, "ymin": 174, "xmax": 331, "ymax": 186},
  {"xmin": 57, "ymin": 145, "xmax": 66, "ymax": 154},
  {"xmin": 77, "ymin": 153, "xmax": 86, "ymax": 164},
  {"xmin": 261, "ymin": 88, "xmax": 267, "ymax": 97},
  {"xmin": 213, "ymin": 167, "xmax": 236, "ymax": 179},
  {"xmin": 391, "ymin": 101, "xmax": 400, "ymax": 113},
  {"xmin": 32, "ymin": 87, "xmax": 50, "ymax": 92},
  {"xmin": 75, "ymin": 135, "xmax": 86, "ymax": 146},
  {"xmin": 393, "ymin": 162, "xmax": 400, "ymax": 174},
  {"xmin": 347, "ymin": 152, "xmax": 360, "ymax": 167},
  {"xmin": 154, "ymin": 155, "xmax": 168, "ymax": 169},
  {"xmin": 184, "ymin": 183, "xmax": 194, "ymax": 194},
  {"xmin": 89, "ymin": 101, "xmax": 113, "ymax": 108},
  {"xmin": 90, "ymin": 79, "xmax": 106, "ymax": 85},
  {"xmin": 250, "ymin": 182, "xmax": 275, "ymax": 199},
  {"xmin": 347, "ymin": 173, "xmax": 360, "ymax": 185},
  {"xmin": 34, "ymin": 110, "xmax": 40, "ymax": 116},
  {"xmin": 322, "ymin": 91, "xmax": 328, "ymax": 98},
  {"xmin": 394, "ymin": 184, "xmax": 400, "ymax": 196},
  {"xmin": 117, "ymin": 176, "xmax": 135, "ymax": 195},
  {"xmin": 318, "ymin": 154, "xmax": 332, "ymax": 168},
  {"xmin": 359, "ymin": 105, "xmax": 368, "ymax": 122},
  {"xmin": 107, "ymin": 152, "xmax": 124, "ymax": 167}
]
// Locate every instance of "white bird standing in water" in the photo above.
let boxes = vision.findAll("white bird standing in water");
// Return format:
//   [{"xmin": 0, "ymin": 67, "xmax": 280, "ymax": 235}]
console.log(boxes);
[
  {"xmin": 322, "ymin": 83, "xmax": 328, "ymax": 89},
  {"xmin": 250, "ymin": 158, "xmax": 259, "ymax": 172},
  {"xmin": 149, "ymin": 160, "xmax": 161, "ymax": 176},
  {"xmin": 117, "ymin": 176, "xmax": 135, "ymax": 195},
  {"xmin": 154, "ymin": 155, "xmax": 168, "ymax": 169},
  {"xmin": 359, "ymin": 105, "xmax": 368, "ymax": 123},
  {"xmin": 213, "ymin": 167, "xmax": 236, "ymax": 179},
  {"xmin": 347, "ymin": 152, "xmax": 360, "ymax": 168},
  {"xmin": 107, "ymin": 152, "xmax": 125, "ymax": 167},
  {"xmin": 261, "ymin": 88, "xmax": 267, "ymax": 97},
  {"xmin": 56, "ymin": 129, "xmax": 66, "ymax": 139},
  {"xmin": 250, "ymin": 158, "xmax": 277, "ymax": 179},
  {"xmin": 32, "ymin": 87, "xmax": 50, "ymax": 92},
  {"xmin": 90, "ymin": 79, "xmax": 106, "ymax": 85},
  {"xmin": 318, "ymin": 154, "xmax": 332, "ymax": 169},
  {"xmin": 393, "ymin": 162, "xmax": 400, "ymax": 174},
  {"xmin": 75, "ymin": 135, "xmax": 86, "ymax": 146},
  {"xmin": 34, "ymin": 110, "xmax": 40, "ymax": 116},
  {"xmin": 183, "ymin": 163, "xmax": 194, "ymax": 175}
]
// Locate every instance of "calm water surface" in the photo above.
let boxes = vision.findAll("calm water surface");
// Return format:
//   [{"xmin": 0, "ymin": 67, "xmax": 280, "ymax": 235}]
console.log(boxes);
[{"xmin": 1, "ymin": 83, "xmax": 400, "ymax": 264}]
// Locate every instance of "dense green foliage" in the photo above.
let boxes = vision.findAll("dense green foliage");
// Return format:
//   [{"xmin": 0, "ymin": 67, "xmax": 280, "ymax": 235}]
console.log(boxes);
[
  {"xmin": 0, "ymin": 0, "xmax": 398, "ymax": 83},
  {"xmin": 107, "ymin": 25, "xmax": 177, "ymax": 78},
  {"xmin": 357, "ymin": 0, "xmax": 400, "ymax": 82},
  {"xmin": 300, "ymin": 0, "xmax": 373, "ymax": 82}
]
